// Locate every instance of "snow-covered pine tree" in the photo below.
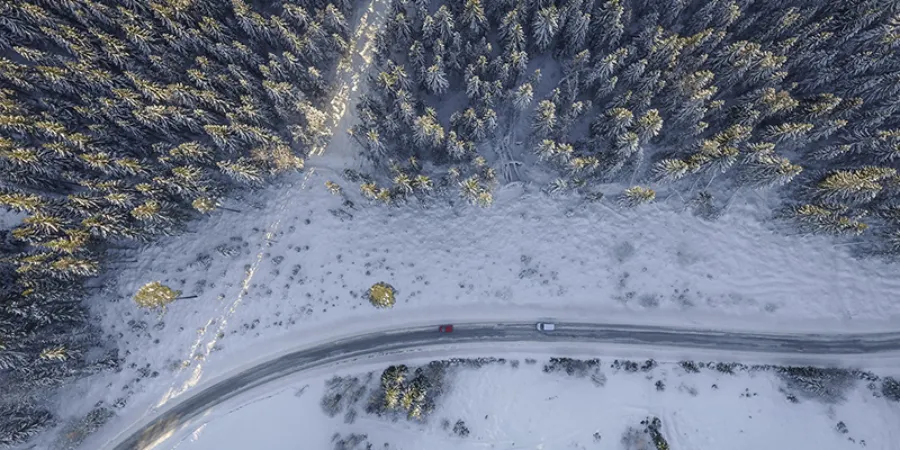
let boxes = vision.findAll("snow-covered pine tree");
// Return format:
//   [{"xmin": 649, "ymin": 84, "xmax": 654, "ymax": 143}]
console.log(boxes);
[{"xmin": 532, "ymin": 6, "xmax": 561, "ymax": 52}]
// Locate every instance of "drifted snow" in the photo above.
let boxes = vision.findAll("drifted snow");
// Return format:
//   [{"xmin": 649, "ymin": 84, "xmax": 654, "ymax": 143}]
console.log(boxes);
[{"xmin": 176, "ymin": 360, "xmax": 900, "ymax": 450}]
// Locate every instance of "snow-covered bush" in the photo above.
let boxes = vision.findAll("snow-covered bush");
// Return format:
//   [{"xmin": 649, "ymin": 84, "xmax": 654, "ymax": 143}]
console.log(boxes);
[
  {"xmin": 321, "ymin": 375, "xmax": 369, "ymax": 418},
  {"xmin": 368, "ymin": 282, "xmax": 397, "ymax": 309},
  {"xmin": 621, "ymin": 417, "xmax": 669, "ymax": 450},
  {"xmin": 134, "ymin": 282, "xmax": 181, "ymax": 310},
  {"xmin": 776, "ymin": 366, "xmax": 857, "ymax": 403},
  {"xmin": 452, "ymin": 419, "xmax": 470, "ymax": 437},
  {"xmin": 370, "ymin": 363, "xmax": 445, "ymax": 421},
  {"xmin": 883, "ymin": 377, "xmax": 900, "ymax": 402},
  {"xmin": 331, "ymin": 433, "xmax": 370, "ymax": 450}
]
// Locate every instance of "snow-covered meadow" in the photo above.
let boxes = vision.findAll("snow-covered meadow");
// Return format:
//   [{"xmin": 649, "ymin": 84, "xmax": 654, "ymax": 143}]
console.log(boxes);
[
  {"xmin": 34, "ymin": 164, "xmax": 896, "ymax": 450},
  {"xmin": 172, "ymin": 357, "xmax": 900, "ymax": 450},
  {"xmin": 47, "ymin": 162, "xmax": 900, "ymax": 449}
]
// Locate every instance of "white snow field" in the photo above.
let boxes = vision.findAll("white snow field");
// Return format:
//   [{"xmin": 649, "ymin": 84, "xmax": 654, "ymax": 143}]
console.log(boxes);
[
  {"xmin": 37, "ymin": 0, "xmax": 900, "ymax": 447},
  {"xmin": 172, "ymin": 358, "xmax": 900, "ymax": 450},
  {"xmin": 63, "ymin": 169, "xmax": 900, "ymax": 449}
]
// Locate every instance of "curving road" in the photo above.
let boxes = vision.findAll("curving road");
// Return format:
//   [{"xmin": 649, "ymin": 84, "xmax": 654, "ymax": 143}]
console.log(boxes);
[{"xmin": 106, "ymin": 321, "xmax": 900, "ymax": 450}]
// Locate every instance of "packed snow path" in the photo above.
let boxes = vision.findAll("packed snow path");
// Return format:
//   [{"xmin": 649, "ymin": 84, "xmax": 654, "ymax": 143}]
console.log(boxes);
[{"xmin": 100, "ymin": 321, "xmax": 900, "ymax": 450}]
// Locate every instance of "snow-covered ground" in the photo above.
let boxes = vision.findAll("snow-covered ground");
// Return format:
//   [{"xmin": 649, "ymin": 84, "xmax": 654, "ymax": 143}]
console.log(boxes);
[
  {"xmin": 174, "ymin": 357, "xmax": 900, "ymax": 450},
  {"xmin": 62, "ymin": 167, "xmax": 900, "ymax": 446},
  {"xmin": 34, "ymin": 0, "xmax": 900, "ymax": 446},
  {"xmin": 0, "ymin": 209, "xmax": 24, "ymax": 230}
]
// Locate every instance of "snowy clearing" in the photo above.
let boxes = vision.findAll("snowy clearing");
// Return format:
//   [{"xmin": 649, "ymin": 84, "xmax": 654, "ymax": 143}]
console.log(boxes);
[
  {"xmin": 61, "ymin": 165, "xmax": 900, "ymax": 449},
  {"xmin": 173, "ymin": 357, "xmax": 900, "ymax": 450}
]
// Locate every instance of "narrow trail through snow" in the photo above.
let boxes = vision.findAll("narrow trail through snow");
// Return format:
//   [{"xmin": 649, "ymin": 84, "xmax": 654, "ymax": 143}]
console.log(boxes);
[{"xmin": 150, "ymin": 0, "xmax": 389, "ymax": 416}]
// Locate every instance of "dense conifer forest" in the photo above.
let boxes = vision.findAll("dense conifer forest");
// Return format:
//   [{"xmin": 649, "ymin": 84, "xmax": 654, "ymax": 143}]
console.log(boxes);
[
  {"xmin": 354, "ymin": 0, "xmax": 900, "ymax": 232},
  {"xmin": 0, "ymin": 0, "xmax": 350, "ymax": 444},
  {"xmin": 1, "ymin": 0, "xmax": 899, "ymax": 446},
  {"xmin": 353, "ymin": 0, "xmax": 900, "ymax": 238}
]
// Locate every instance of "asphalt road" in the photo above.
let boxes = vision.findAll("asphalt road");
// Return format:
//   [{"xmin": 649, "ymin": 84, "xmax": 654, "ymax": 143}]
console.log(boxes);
[{"xmin": 107, "ymin": 321, "xmax": 900, "ymax": 450}]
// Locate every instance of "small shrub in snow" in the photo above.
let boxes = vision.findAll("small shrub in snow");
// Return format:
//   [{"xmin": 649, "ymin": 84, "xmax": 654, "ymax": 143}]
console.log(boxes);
[
  {"xmin": 133, "ymin": 282, "xmax": 181, "ymax": 309},
  {"xmin": 611, "ymin": 360, "xmax": 640, "ymax": 372},
  {"xmin": 321, "ymin": 376, "xmax": 368, "ymax": 418},
  {"xmin": 452, "ymin": 420, "xmax": 470, "ymax": 437},
  {"xmin": 543, "ymin": 358, "xmax": 601, "ymax": 377},
  {"xmin": 368, "ymin": 282, "xmax": 396, "ymax": 308},
  {"xmin": 642, "ymin": 417, "xmax": 670, "ymax": 450},
  {"xmin": 836, "ymin": 421, "xmax": 849, "ymax": 434},
  {"xmin": 882, "ymin": 377, "xmax": 900, "ymax": 401},
  {"xmin": 715, "ymin": 362, "xmax": 738, "ymax": 374},
  {"xmin": 544, "ymin": 358, "xmax": 607, "ymax": 386},
  {"xmin": 655, "ymin": 380, "xmax": 666, "ymax": 391},
  {"xmin": 622, "ymin": 417, "xmax": 669, "ymax": 450},
  {"xmin": 325, "ymin": 181, "xmax": 343, "ymax": 195},
  {"xmin": 332, "ymin": 433, "xmax": 369, "ymax": 450},
  {"xmin": 776, "ymin": 366, "xmax": 856, "ymax": 403}
]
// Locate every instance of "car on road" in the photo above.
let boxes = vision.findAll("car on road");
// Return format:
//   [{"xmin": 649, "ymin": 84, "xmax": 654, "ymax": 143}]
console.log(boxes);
[
  {"xmin": 536, "ymin": 322, "xmax": 555, "ymax": 332},
  {"xmin": 438, "ymin": 324, "xmax": 453, "ymax": 333}
]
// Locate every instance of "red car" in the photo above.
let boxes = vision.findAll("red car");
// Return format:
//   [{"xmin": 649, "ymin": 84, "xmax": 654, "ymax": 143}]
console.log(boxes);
[{"xmin": 438, "ymin": 324, "xmax": 453, "ymax": 333}]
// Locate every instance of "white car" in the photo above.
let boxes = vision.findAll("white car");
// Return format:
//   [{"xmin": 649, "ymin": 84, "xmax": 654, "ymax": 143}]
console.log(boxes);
[{"xmin": 536, "ymin": 322, "xmax": 556, "ymax": 332}]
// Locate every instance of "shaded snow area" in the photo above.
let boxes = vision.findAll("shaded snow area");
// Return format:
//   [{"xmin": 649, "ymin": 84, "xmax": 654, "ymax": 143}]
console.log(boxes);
[
  {"xmin": 0, "ymin": 209, "xmax": 25, "ymax": 230},
  {"xmin": 55, "ymin": 166, "xmax": 900, "ymax": 449},
  {"xmin": 175, "ymin": 357, "xmax": 900, "ymax": 450}
]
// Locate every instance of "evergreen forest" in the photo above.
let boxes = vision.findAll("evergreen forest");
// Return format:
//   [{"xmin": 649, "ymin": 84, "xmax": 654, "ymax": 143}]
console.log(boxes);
[{"xmin": 2, "ymin": 0, "xmax": 900, "ymax": 446}]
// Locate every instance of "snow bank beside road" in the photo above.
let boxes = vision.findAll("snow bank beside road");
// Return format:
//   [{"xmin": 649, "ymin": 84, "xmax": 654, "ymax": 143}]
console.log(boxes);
[{"xmin": 179, "ymin": 359, "xmax": 900, "ymax": 450}]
